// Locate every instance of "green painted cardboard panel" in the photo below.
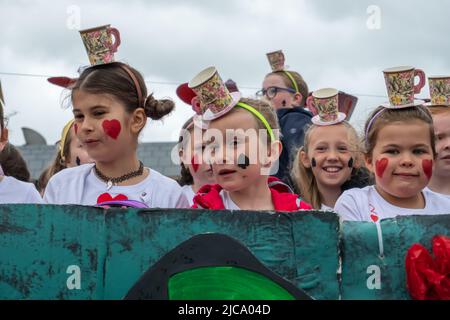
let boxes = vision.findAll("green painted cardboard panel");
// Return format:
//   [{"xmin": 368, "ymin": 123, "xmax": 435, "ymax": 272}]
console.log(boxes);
[{"xmin": 0, "ymin": 205, "xmax": 340, "ymax": 300}]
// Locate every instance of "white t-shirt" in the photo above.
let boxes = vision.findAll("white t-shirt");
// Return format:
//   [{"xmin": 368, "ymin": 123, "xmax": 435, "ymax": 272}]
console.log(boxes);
[
  {"xmin": 423, "ymin": 187, "xmax": 450, "ymax": 199},
  {"xmin": 0, "ymin": 175, "xmax": 43, "ymax": 204},
  {"xmin": 181, "ymin": 185, "xmax": 196, "ymax": 207},
  {"xmin": 220, "ymin": 190, "xmax": 240, "ymax": 210},
  {"xmin": 335, "ymin": 185, "xmax": 450, "ymax": 221},
  {"xmin": 320, "ymin": 204, "xmax": 334, "ymax": 211},
  {"xmin": 44, "ymin": 164, "xmax": 189, "ymax": 208}
]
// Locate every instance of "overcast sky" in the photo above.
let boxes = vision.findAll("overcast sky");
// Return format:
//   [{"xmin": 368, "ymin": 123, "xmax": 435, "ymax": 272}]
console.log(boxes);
[{"xmin": 1, "ymin": 0, "xmax": 449, "ymax": 146}]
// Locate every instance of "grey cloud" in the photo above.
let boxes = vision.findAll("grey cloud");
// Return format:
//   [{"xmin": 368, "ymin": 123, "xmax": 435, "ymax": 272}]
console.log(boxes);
[{"xmin": 1, "ymin": 0, "xmax": 449, "ymax": 145}]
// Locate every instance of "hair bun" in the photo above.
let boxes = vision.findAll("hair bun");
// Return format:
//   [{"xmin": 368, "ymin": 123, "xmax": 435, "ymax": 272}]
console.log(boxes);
[{"xmin": 144, "ymin": 94, "xmax": 175, "ymax": 120}]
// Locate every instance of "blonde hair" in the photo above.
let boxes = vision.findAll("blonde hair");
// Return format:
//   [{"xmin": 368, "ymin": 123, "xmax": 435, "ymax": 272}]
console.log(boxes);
[
  {"xmin": 37, "ymin": 124, "xmax": 74, "ymax": 193},
  {"xmin": 291, "ymin": 121, "xmax": 363, "ymax": 209},
  {"xmin": 427, "ymin": 106, "xmax": 450, "ymax": 117}
]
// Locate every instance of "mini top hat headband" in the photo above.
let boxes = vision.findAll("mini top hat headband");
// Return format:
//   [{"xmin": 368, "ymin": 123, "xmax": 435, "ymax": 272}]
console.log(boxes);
[
  {"xmin": 266, "ymin": 50, "xmax": 299, "ymax": 94},
  {"xmin": 306, "ymin": 88, "xmax": 346, "ymax": 126},
  {"xmin": 189, "ymin": 66, "xmax": 275, "ymax": 142},
  {"xmin": 60, "ymin": 119, "xmax": 74, "ymax": 160}
]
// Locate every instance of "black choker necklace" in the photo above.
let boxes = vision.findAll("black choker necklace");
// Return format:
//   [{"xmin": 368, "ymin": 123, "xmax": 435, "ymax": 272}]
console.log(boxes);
[{"xmin": 94, "ymin": 161, "xmax": 144, "ymax": 190}]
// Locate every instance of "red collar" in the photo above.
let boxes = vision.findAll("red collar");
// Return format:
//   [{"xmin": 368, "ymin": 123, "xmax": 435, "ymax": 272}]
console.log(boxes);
[{"xmin": 193, "ymin": 184, "xmax": 311, "ymax": 211}]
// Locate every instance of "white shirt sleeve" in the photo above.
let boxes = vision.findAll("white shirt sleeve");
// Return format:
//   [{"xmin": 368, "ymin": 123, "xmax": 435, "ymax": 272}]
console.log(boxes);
[
  {"xmin": 43, "ymin": 177, "xmax": 57, "ymax": 204},
  {"xmin": 175, "ymin": 192, "xmax": 190, "ymax": 209},
  {"xmin": 334, "ymin": 190, "xmax": 366, "ymax": 221},
  {"xmin": 26, "ymin": 184, "xmax": 44, "ymax": 204}
]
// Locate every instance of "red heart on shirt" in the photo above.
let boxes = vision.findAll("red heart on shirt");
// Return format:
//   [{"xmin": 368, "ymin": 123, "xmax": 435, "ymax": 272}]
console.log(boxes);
[
  {"xmin": 97, "ymin": 193, "xmax": 128, "ymax": 204},
  {"xmin": 370, "ymin": 214, "xmax": 379, "ymax": 223},
  {"xmin": 102, "ymin": 119, "xmax": 121, "ymax": 140}
]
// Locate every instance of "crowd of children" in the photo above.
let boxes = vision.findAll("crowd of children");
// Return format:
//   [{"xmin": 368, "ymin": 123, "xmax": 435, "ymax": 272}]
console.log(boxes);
[{"xmin": 1, "ymin": 27, "xmax": 450, "ymax": 223}]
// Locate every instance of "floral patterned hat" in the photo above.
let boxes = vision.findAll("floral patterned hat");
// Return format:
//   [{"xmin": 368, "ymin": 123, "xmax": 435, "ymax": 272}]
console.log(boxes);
[
  {"xmin": 188, "ymin": 66, "xmax": 241, "ymax": 121},
  {"xmin": 306, "ymin": 88, "xmax": 346, "ymax": 126},
  {"xmin": 79, "ymin": 24, "xmax": 121, "ymax": 66},
  {"xmin": 424, "ymin": 76, "xmax": 450, "ymax": 107}
]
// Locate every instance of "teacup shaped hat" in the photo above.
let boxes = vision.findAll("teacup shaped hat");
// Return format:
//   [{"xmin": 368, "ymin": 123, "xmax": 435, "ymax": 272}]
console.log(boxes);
[
  {"xmin": 306, "ymin": 88, "xmax": 346, "ymax": 126},
  {"xmin": 188, "ymin": 66, "xmax": 241, "ymax": 121}
]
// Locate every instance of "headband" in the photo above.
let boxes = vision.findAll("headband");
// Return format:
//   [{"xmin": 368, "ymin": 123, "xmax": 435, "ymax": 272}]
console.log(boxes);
[
  {"xmin": 235, "ymin": 102, "xmax": 275, "ymax": 142},
  {"xmin": 365, "ymin": 105, "xmax": 431, "ymax": 145},
  {"xmin": 283, "ymin": 71, "xmax": 299, "ymax": 94},
  {"xmin": 119, "ymin": 64, "xmax": 145, "ymax": 108},
  {"xmin": 365, "ymin": 108, "xmax": 386, "ymax": 139},
  {"xmin": 60, "ymin": 119, "xmax": 75, "ymax": 160}
]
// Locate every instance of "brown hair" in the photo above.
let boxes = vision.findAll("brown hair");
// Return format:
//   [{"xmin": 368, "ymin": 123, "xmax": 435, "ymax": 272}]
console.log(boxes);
[
  {"xmin": 0, "ymin": 143, "xmax": 31, "ymax": 182},
  {"xmin": 177, "ymin": 116, "xmax": 195, "ymax": 186},
  {"xmin": 226, "ymin": 97, "xmax": 280, "ymax": 145},
  {"xmin": 427, "ymin": 106, "xmax": 450, "ymax": 116},
  {"xmin": 37, "ymin": 130, "xmax": 74, "ymax": 193},
  {"xmin": 291, "ymin": 122, "xmax": 363, "ymax": 209},
  {"xmin": 267, "ymin": 71, "xmax": 309, "ymax": 106},
  {"xmin": 71, "ymin": 62, "xmax": 174, "ymax": 121},
  {"xmin": 364, "ymin": 105, "xmax": 436, "ymax": 159}
]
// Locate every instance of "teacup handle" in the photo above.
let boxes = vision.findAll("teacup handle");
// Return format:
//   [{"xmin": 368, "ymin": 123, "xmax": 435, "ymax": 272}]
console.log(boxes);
[
  {"xmin": 414, "ymin": 69, "xmax": 426, "ymax": 94},
  {"xmin": 306, "ymin": 96, "xmax": 317, "ymax": 115},
  {"xmin": 107, "ymin": 27, "xmax": 121, "ymax": 53}
]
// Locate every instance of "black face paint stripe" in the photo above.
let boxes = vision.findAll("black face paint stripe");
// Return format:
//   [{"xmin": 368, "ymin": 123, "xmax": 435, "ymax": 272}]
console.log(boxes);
[
  {"xmin": 348, "ymin": 158, "xmax": 354, "ymax": 168},
  {"xmin": 76, "ymin": 156, "xmax": 81, "ymax": 166},
  {"xmin": 282, "ymin": 100, "xmax": 287, "ymax": 107},
  {"xmin": 237, "ymin": 154, "xmax": 250, "ymax": 170},
  {"xmin": 311, "ymin": 158, "xmax": 317, "ymax": 167}
]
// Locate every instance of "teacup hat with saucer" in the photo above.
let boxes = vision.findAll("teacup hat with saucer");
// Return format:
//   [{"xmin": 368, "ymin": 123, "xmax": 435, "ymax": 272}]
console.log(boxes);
[
  {"xmin": 188, "ymin": 66, "xmax": 275, "ymax": 142},
  {"xmin": 380, "ymin": 66, "xmax": 426, "ymax": 109},
  {"xmin": 264, "ymin": 50, "xmax": 301, "ymax": 97},
  {"xmin": 306, "ymin": 88, "xmax": 346, "ymax": 126},
  {"xmin": 424, "ymin": 75, "xmax": 450, "ymax": 108}
]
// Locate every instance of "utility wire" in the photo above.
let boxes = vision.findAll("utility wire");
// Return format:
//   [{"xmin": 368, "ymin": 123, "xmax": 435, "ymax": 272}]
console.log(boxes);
[{"xmin": 0, "ymin": 71, "xmax": 387, "ymax": 98}]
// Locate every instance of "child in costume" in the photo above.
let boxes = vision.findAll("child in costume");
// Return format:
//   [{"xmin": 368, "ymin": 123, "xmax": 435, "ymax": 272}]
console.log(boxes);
[
  {"xmin": 335, "ymin": 66, "xmax": 450, "ymax": 221},
  {"xmin": 176, "ymin": 83, "xmax": 215, "ymax": 206},
  {"xmin": 291, "ymin": 88, "xmax": 370, "ymax": 210},
  {"xmin": 425, "ymin": 76, "xmax": 450, "ymax": 197},
  {"xmin": 44, "ymin": 28, "xmax": 188, "ymax": 208},
  {"xmin": 0, "ymin": 88, "xmax": 43, "ymax": 204},
  {"xmin": 257, "ymin": 50, "xmax": 312, "ymax": 186},
  {"xmin": 37, "ymin": 119, "xmax": 93, "ymax": 194},
  {"xmin": 190, "ymin": 67, "xmax": 311, "ymax": 211}
]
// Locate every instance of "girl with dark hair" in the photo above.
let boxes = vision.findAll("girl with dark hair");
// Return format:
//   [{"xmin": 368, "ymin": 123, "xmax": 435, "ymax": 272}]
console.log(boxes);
[{"xmin": 44, "ymin": 62, "xmax": 188, "ymax": 208}]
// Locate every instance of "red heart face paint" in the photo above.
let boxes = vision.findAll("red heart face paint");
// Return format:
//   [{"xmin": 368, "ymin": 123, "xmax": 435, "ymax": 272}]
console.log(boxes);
[
  {"xmin": 102, "ymin": 119, "xmax": 121, "ymax": 140},
  {"xmin": 422, "ymin": 159, "xmax": 433, "ymax": 180},
  {"xmin": 375, "ymin": 158, "xmax": 389, "ymax": 178},
  {"xmin": 74, "ymin": 123, "xmax": 78, "ymax": 135},
  {"xmin": 191, "ymin": 155, "xmax": 199, "ymax": 173}
]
